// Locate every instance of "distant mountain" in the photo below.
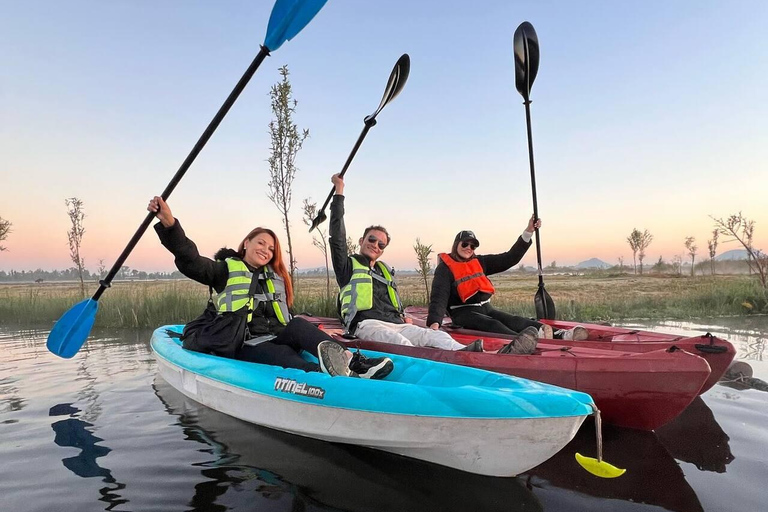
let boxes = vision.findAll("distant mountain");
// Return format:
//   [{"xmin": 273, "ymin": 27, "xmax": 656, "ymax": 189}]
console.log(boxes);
[
  {"xmin": 716, "ymin": 249, "xmax": 750, "ymax": 261},
  {"xmin": 575, "ymin": 258, "xmax": 611, "ymax": 269}
]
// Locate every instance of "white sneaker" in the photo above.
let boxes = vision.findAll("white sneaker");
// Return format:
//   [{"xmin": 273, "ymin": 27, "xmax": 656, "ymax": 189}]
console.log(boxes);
[{"xmin": 538, "ymin": 324, "xmax": 554, "ymax": 339}]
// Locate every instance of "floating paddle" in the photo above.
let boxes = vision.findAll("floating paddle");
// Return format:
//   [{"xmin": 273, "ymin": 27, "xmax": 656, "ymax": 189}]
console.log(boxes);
[
  {"xmin": 576, "ymin": 404, "xmax": 627, "ymax": 478},
  {"xmin": 308, "ymin": 54, "xmax": 410, "ymax": 232},
  {"xmin": 513, "ymin": 21, "xmax": 555, "ymax": 320},
  {"xmin": 47, "ymin": 0, "xmax": 328, "ymax": 359}
]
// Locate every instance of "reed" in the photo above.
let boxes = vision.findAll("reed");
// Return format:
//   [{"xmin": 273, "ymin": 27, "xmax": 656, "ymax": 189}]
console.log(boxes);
[{"xmin": 1, "ymin": 274, "xmax": 765, "ymax": 328}]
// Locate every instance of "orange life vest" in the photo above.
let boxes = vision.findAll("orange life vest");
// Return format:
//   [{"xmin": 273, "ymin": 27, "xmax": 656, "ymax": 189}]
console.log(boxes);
[{"xmin": 439, "ymin": 253, "xmax": 495, "ymax": 302}]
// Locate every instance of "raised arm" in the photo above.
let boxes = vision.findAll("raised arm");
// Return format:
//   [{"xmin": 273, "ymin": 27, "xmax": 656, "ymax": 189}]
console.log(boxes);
[
  {"xmin": 149, "ymin": 197, "xmax": 228, "ymax": 291},
  {"xmin": 329, "ymin": 174, "xmax": 353, "ymax": 287}
]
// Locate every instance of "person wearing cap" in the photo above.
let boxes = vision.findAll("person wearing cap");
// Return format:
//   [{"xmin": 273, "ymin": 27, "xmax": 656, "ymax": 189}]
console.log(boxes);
[
  {"xmin": 328, "ymin": 173, "xmax": 483, "ymax": 352},
  {"xmin": 427, "ymin": 219, "xmax": 588, "ymax": 349}
]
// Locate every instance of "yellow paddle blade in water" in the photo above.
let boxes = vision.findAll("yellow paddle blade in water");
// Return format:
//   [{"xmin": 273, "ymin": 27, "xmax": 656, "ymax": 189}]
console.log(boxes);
[{"xmin": 575, "ymin": 453, "xmax": 627, "ymax": 478}]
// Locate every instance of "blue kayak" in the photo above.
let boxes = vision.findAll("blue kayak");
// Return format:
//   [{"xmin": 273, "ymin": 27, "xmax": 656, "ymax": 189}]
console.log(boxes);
[{"xmin": 151, "ymin": 325, "xmax": 594, "ymax": 476}]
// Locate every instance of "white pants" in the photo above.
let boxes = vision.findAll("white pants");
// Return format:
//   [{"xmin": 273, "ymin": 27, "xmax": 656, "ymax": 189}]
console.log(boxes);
[{"xmin": 355, "ymin": 319, "xmax": 465, "ymax": 350}]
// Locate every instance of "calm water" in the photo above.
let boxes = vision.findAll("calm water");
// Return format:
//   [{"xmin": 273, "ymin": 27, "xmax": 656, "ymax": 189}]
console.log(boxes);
[{"xmin": 1, "ymin": 317, "xmax": 767, "ymax": 512}]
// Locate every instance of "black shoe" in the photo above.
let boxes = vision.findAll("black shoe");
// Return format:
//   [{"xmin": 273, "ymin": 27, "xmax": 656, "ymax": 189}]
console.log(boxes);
[
  {"xmin": 349, "ymin": 351, "xmax": 394, "ymax": 380},
  {"xmin": 458, "ymin": 339, "xmax": 484, "ymax": 352}
]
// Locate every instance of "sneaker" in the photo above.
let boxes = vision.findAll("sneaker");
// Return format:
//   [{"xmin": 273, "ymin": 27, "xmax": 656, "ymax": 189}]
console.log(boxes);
[
  {"xmin": 349, "ymin": 351, "xmax": 394, "ymax": 380},
  {"xmin": 538, "ymin": 324, "xmax": 554, "ymax": 339},
  {"xmin": 458, "ymin": 339, "xmax": 484, "ymax": 352},
  {"xmin": 557, "ymin": 325, "xmax": 589, "ymax": 341},
  {"xmin": 498, "ymin": 327, "xmax": 538, "ymax": 355},
  {"xmin": 318, "ymin": 340, "xmax": 355, "ymax": 377}
]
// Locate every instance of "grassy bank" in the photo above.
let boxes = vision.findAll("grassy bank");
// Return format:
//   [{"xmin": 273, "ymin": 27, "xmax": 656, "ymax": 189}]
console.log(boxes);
[{"xmin": 1, "ymin": 274, "xmax": 766, "ymax": 328}]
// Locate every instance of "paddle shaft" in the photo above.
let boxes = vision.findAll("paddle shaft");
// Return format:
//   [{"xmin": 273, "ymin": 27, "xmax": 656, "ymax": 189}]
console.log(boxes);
[
  {"xmin": 93, "ymin": 46, "xmax": 271, "ymax": 301},
  {"xmin": 523, "ymin": 99, "xmax": 545, "ymax": 283},
  {"xmin": 312, "ymin": 118, "xmax": 376, "ymax": 226}
]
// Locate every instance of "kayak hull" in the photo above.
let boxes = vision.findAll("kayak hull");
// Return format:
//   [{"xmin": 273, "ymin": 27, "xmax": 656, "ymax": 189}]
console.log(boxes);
[
  {"xmin": 151, "ymin": 326, "xmax": 592, "ymax": 476},
  {"xmin": 403, "ymin": 306, "xmax": 734, "ymax": 394}
]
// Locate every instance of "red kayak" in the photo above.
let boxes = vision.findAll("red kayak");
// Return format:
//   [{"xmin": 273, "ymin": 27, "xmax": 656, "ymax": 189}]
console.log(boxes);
[
  {"xmin": 300, "ymin": 315, "xmax": 711, "ymax": 431},
  {"xmin": 404, "ymin": 306, "xmax": 735, "ymax": 394}
]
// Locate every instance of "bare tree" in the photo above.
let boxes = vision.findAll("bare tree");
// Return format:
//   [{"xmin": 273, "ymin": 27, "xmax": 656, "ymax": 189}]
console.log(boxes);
[
  {"xmin": 707, "ymin": 229, "xmax": 719, "ymax": 276},
  {"xmin": 96, "ymin": 258, "xmax": 107, "ymax": 281},
  {"xmin": 267, "ymin": 65, "xmax": 309, "ymax": 286},
  {"xmin": 684, "ymin": 236, "xmax": 698, "ymax": 277},
  {"xmin": 65, "ymin": 197, "xmax": 87, "ymax": 296},
  {"xmin": 302, "ymin": 198, "xmax": 331, "ymax": 302},
  {"xmin": 413, "ymin": 238, "xmax": 434, "ymax": 302},
  {"xmin": 617, "ymin": 256, "xmax": 624, "ymax": 271},
  {"xmin": 346, "ymin": 236, "xmax": 358, "ymax": 255},
  {"xmin": 627, "ymin": 228, "xmax": 653, "ymax": 275},
  {"xmin": 712, "ymin": 212, "xmax": 766, "ymax": 289},
  {"xmin": 0, "ymin": 216, "xmax": 11, "ymax": 252}
]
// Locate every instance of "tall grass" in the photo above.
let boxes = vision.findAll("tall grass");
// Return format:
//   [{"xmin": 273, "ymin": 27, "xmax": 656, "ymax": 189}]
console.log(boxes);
[{"xmin": 1, "ymin": 274, "xmax": 766, "ymax": 328}]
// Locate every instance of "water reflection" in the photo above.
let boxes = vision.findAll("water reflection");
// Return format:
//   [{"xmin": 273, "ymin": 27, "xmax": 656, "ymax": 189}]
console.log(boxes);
[
  {"xmin": 656, "ymin": 397, "xmax": 734, "ymax": 473},
  {"xmin": 153, "ymin": 376, "xmax": 542, "ymax": 512},
  {"xmin": 49, "ymin": 403, "xmax": 128, "ymax": 510},
  {"xmin": 524, "ymin": 422, "xmax": 703, "ymax": 512}
]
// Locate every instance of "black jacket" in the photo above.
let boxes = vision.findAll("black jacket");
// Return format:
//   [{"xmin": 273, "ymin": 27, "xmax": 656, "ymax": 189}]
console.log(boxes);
[
  {"xmin": 154, "ymin": 219, "xmax": 285, "ymax": 336},
  {"xmin": 426, "ymin": 236, "xmax": 532, "ymax": 327},
  {"xmin": 329, "ymin": 195, "xmax": 404, "ymax": 330}
]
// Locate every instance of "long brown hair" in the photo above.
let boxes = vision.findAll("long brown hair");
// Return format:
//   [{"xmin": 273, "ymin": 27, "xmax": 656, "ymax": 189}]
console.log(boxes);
[{"xmin": 237, "ymin": 227, "xmax": 294, "ymax": 307}]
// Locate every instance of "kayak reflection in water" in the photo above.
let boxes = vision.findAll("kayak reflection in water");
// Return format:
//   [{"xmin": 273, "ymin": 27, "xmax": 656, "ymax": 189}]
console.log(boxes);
[
  {"xmin": 427, "ymin": 218, "xmax": 589, "ymax": 354},
  {"xmin": 147, "ymin": 196, "xmax": 393, "ymax": 380}
]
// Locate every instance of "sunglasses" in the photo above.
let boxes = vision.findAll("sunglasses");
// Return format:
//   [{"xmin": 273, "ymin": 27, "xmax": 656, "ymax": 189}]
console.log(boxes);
[
  {"xmin": 460, "ymin": 241, "xmax": 478, "ymax": 250},
  {"xmin": 367, "ymin": 236, "xmax": 387, "ymax": 250}
]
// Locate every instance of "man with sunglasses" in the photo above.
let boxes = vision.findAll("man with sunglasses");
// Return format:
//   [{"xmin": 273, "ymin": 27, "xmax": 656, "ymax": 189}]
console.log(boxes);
[
  {"xmin": 329, "ymin": 173, "xmax": 480, "ymax": 351},
  {"xmin": 427, "ymin": 223, "xmax": 588, "ymax": 351}
]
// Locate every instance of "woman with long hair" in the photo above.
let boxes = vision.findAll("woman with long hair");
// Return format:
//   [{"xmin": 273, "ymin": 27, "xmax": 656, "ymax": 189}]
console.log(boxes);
[{"xmin": 148, "ymin": 196, "xmax": 392, "ymax": 379}]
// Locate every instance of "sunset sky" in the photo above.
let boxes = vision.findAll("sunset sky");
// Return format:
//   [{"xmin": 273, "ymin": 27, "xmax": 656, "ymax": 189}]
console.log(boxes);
[{"xmin": 2, "ymin": 0, "xmax": 767, "ymax": 274}]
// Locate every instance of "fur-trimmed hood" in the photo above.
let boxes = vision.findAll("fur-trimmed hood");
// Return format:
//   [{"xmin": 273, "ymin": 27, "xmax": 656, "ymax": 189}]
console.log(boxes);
[{"xmin": 213, "ymin": 247, "xmax": 239, "ymax": 261}]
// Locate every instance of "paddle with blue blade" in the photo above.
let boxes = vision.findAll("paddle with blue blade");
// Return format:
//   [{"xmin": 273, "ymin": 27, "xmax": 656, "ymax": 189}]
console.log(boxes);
[
  {"xmin": 47, "ymin": 0, "xmax": 328, "ymax": 358},
  {"xmin": 309, "ymin": 54, "xmax": 410, "ymax": 232},
  {"xmin": 513, "ymin": 21, "xmax": 556, "ymax": 321}
]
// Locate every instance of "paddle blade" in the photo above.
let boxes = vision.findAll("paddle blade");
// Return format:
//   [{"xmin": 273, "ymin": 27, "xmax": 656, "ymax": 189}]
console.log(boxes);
[
  {"xmin": 370, "ymin": 54, "xmax": 411, "ymax": 119},
  {"xmin": 575, "ymin": 453, "xmax": 627, "ymax": 478},
  {"xmin": 534, "ymin": 285, "xmax": 556, "ymax": 320},
  {"xmin": 264, "ymin": 0, "xmax": 328, "ymax": 51},
  {"xmin": 46, "ymin": 298, "xmax": 99, "ymax": 358},
  {"xmin": 513, "ymin": 21, "xmax": 540, "ymax": 101},
  {"xmin": 308, "ymin": 209, "xmax": 327, "ymax": 232}
]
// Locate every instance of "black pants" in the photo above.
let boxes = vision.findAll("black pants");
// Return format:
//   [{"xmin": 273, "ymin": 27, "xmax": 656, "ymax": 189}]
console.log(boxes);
[
  {"xmin": 450, "ymin": 303, "xmax": 541, "ymax": 336},
  {"xmin": 237, "ymin": 317, "xmax": 334, "ymax": 372}
]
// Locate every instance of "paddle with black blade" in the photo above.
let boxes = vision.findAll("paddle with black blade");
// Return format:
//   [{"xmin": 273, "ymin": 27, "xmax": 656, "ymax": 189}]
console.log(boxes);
[
  {"xmin": 46, "ymin": 0, "xmax": 328, "ymax": 359},
  {"xmin": 514, "ymin": 21, "xmax": 624, "ymax": 478},
  {"xmin": 513, "ymin": 21, "xmax": 555, "ymax": 321},
  {"xmin": 308, "ymin": 53, "xmax": 410, "ymax": 233}
]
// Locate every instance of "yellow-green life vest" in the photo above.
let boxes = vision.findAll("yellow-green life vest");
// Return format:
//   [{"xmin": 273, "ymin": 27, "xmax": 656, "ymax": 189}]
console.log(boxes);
[
  {"xmin": 339, "ymin": 257, "xmax": 402, "ymax": 328},
  {"xmin": 215, "ymin": 258, "xmax": 290, "ymax": 325}
]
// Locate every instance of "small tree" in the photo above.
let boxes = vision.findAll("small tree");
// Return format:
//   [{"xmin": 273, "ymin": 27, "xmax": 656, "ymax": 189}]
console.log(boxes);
[
  {"xmin": 0, "ymin": 216, "xmax": 11, "ymax": 252},
  {"xmin": 65, "ymin": 197, "xmax": 87, "ymax": 296},
  {"xmin": 266, "ymin": 65, "xmax": 309, "ymax": 287},
  {"xmin": 627, "ymin": 228, "xmax": 653, "ymax": 275},
  {"xmin": 617, "ymin": 256, "xmax": 624, "ymax": 271},
  {"xmin": 302, "ymin": 198, "xmax": 331, "ymax": 302},
  {"xmin": 413, "ymin": 238, "xmax": 434, "ymax": 302},
  {"xmin": 96, "ymin": 259, "xmax": 107, "ymax": 281},
  {"xmin": 712, "ymin": 212, "xmax": 767, "ymax": 289},
  {"xmin": 707, "ymin": 229, "xmax": 719, "ymax": 276},
  {"xmin": 684, "ymin": 236, "xmax": 698, "ymax": 277},
  {"xmin": 672, "ymin": 255, "xmax": 683, "ymax": 276},
  {"xmin": 346, "ymin": 236, "xmax": 358, "ymax": 255}
]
